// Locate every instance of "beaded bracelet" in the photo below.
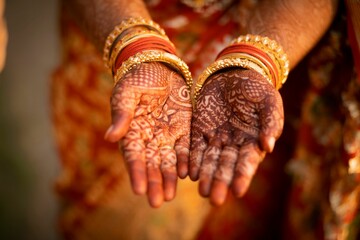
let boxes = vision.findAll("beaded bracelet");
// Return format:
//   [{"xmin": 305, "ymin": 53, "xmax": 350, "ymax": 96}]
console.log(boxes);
[
  {"xmin": 114, "ymin": 50, "xmax": 193, "ymax": 89},
  {"xmin": 103, "ymin": 17, "xmax": 167, "ymax": 69}
]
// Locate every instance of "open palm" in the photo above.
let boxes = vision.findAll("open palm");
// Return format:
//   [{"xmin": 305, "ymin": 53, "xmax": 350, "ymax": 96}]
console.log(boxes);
[
  {"xmin": 190, "ymin": 69, "xmax": 284, "ymax": 205},
  {"xmin": 105, "ymin": 62, "xmax": 192, "ymax": 207}
]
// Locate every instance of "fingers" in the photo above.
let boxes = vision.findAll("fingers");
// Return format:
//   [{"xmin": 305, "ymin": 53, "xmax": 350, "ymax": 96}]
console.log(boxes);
[
  {"xmin": 198, "ymin": 138, "xmax": 221, "ymax": 197},
  {"xmin": 259, "ymin": 134, "xmax": 276, "ymax": 153},
  {"xmin": 104, "ymin": 83, "xmax": 141, "ymax": 142},
  {"xmin": 123, "ymin": 129, "xmax": 179, "ymax": 207},
  {"xmin": 159, "ymin": 146, "xmax": 177, "ymax": 201},
  {"xmin": 145, "ymin": 142, "xmax": 178, "ymax": 207},
  {"xmin": 259, "ymin": 92, "xmax": 284, "ymax": 153},
  {"xmin": 189, "ymin": 131, "xmax": 207, "ymax": 181},
  {"xmin": 232, "ymin": 142, "xmax": 265, "ymax": 197},
  {"xmin": 175, "ymin": 135, "xmax": 190, "ymax": 179},
  {"xmin": 210, "ymin": 145, "xmax": 238, "ymax": 206},
  {"xmin": 145, "ymin": 142, "xmax": 164, "ymax": 208},
  {"xmin": 121, "ymin": 131, "xmax": 147, "ymax": 195}
]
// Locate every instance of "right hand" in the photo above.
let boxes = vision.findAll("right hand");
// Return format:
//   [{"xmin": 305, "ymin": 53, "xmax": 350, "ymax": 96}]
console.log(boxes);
[{"xmin": 104, "ymin": 62, "xmax": 192, "ymax": 208}]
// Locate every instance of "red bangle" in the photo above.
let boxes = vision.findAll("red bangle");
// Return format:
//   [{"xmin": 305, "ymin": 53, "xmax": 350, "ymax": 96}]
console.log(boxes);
[
  {"xmin": 114, "ymin": 36, "xmax": 177, "ymax": 71},
  {"xmin": 217, "ymin": 43, "xmax": 279, "ymax": 87}
]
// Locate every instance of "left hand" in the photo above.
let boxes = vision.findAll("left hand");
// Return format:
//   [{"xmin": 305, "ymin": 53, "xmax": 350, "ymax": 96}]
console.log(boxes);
[{"xmin": 189, "ymin": 68, "xmax": 284, "ymax": 206}]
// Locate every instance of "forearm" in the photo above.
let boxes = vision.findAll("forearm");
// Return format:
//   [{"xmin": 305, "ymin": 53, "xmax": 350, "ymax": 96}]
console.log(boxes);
[
  {"xmin": 247, "ymin": 0, "xmax": 339, "ymax": 69},
  {"xmin": 62, "ymin": 0, "xmax": 151, "ymax": 51}
]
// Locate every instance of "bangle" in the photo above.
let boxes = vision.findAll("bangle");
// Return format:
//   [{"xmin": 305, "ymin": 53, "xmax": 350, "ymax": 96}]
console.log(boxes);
[
  {"xmin": 231, "ymin": 34, "xmax": 289, "ymax": 89},
  {"xmin": 217, "ymin": 52, "xmax": 273, "ymax": 85},
  {"xmin": 109, "ymin": 32, "xmax": 175, "ymax": 74},
  {"xmin": 108, "ymin": 30, "xmax": 161, "ymax": 72},
  {"xmin": 114, "ymin": 36, "xmax": 177, "ymax": 72},
  {"xmin": 217, "ymin": 43, "xmax": 279, "ymax": 87},
  {"xmin": 113, "ymin": 50, "xmax": 192, "ymax": 89},
  {"xmin": 103, "ymin": 17, "xmax": 167, "ymax": 69},
  {"xmin": 193, "ymin": 56, "xmax": 270, "ymax": 100},
  {"xmin": 193, "ymin": 34, "xmax": 289, "ymax": 102}
]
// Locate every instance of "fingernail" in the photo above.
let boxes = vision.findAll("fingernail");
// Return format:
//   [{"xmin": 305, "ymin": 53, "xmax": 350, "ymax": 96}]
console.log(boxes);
[
  {"xmin": 268, "ymin": 137, "xmax": 275, "ymax": 152},
  {"xmin": 104, "ymin": 125, "xmax": 114, "ymax": 140},
  {"xmin": 189, "ymin": 168, "xmax": 199, "ymax": 181}
]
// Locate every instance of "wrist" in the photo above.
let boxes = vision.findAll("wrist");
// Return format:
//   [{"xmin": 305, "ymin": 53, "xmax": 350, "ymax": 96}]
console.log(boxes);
[
  {"xmin": 102, "ymin": 17, "xmax": 192, "ymax": 89},
  {"xmin": 192, "ymin": 34, "xmax": 289, "ymax": 105}
]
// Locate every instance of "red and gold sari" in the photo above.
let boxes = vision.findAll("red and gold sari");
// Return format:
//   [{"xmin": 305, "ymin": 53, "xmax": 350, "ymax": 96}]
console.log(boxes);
[{"xmin": 51, "ymin": 0, "xmax": 360, "ymax": 239}]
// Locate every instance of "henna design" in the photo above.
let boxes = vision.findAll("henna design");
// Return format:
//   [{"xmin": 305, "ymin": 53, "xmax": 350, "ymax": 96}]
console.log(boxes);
[
  {"xmin": 109, "ymin": 62, "xmax": 191, "ymax": 207},
  {"xmin": 191, "ymin": 68, "xmax": 284, "ymax": 205}
]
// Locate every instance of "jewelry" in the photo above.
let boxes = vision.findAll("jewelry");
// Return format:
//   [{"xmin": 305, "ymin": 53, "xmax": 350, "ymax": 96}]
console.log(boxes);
[
  {"xmin": 216, "ymin": 43, "xmax": 279, "ymax": 87},
  {"xmin": 103, "ymin": 17, "xmax": 167, "ymax": 69},
  {"xmin": 114, "ymin": 50, "xmax": 192, "ymax": 89},
  {"xmin": 193, "ymin": 34, "xmax": 289, "ymax": 102},
  {"xmin": 113, "ymin": 36, "xmax": 177, "ymax": 73},
  {"xmin": 193, "ymin": 56, "xmax": 269, "ymax": 99},
  {"xmin": 231, "ymin": 34, "xmax": 289, "ymax": 89},
  {"xmin": 217, "ymin": 52, "xmax": 273, "ymax": 85},
  {"xmin": 109, "ymin": 31, "xmax": 174, "ymax": 73}
]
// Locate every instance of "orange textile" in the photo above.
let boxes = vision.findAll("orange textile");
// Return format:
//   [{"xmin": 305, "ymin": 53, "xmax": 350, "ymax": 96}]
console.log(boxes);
[{"xmin": 52, "ymin": 1, "xmax": 360, "ymax": 239}]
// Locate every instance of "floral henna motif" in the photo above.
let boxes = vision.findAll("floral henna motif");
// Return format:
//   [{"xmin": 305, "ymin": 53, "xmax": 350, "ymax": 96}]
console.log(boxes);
[
  {"xmin": 190, "ymin": 68, "xmax": 284, "ymax": 205},
  {"xmin": 190, "ymin": 74, "xmax": 232, "ymax": 180},
  {"xmin": 107, "ymin": 62, "xmax": 192, "ymax": 208}
]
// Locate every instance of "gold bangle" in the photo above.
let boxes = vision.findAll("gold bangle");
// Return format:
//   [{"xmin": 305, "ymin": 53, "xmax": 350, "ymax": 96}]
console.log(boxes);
[
  {"xmin": 217, "ymin": 52, "xmax": 273, "ymax": 85},
  {"xmin": 114, "ymin": 50, "xmax": 192, "ymax": 89},
  {"xmin": 193, "ymin": 57, "xmax": 272, "ymax": 100},
  {"xmin": 108, "ymin": 30, "xmax": 174, "ymax": 74},
  {"xmin": 231, "ymin": 34, "xmax": 289, "ymax": 89},
  {"xmin": 103, "ymin": 17, "xmax": 166, "ymax": 69}
]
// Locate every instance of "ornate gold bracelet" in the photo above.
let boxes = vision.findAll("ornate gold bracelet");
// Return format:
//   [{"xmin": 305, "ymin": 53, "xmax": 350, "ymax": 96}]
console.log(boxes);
[
  {"xmin": 193, "ymin": 34, "xmax": 289, "ymax": 102},
  {"xmin": 217, "ymin": 52, "xmax": 273, "ymax": 85},
  {"xmin": 108, "ymin": 30, "xmax": 174, "ymax": 74},
  {"xmin": 113, "ymin": 50, "xmax": 192, "ymax": 89},
  {"xmin": 193, "ymin": 57, "xmax": 271, "ymax": 99},
  {"xmin": 231, "ymin": 34, "xmax": 289, "ymax": 89},
  {"xmin": 103, "ymin": 17, "xmax": 167, "ymax": 69}
]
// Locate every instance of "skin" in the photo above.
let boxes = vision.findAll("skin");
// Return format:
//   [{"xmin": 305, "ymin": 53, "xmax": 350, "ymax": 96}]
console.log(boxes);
[
  {"xmin": 63, "ymin": 0, "xmax": 339, "ymax": 207},
  {"xmin": 189, "ymin": 0, "xmax": 339, "ymax": 206},
  {"xmin": 110, "ymin": 62, "xmax": 191, "ymax": 207},
  {"xmin": 191, "ymin": 69, "xmax": 283, "ymax": 205},
  {"xmin": 63, "ymin": 0, "xmax": 191, "ymax": 207}
]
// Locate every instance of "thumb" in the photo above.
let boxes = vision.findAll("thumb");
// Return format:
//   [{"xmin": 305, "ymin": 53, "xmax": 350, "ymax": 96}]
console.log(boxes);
[
  {"xmin": 259, "ymin": 95, "xmax": 284, "ymax": 153},
  {"xmin": 104, "ymin": 85, "xmax": 140, "ymax": 142},
  {"xmin": 259, "ymin": 133, "xmax": 276, "ymax": 153}
]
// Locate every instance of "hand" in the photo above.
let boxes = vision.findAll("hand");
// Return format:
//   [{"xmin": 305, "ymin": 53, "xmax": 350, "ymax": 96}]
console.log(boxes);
[
  {"xmin": 104, "ymin": 62, "xmax": 192, "ymax": 207},
  {"xmin": 189, "ymin": 69, "xmax": 284, "ymax": 206}
]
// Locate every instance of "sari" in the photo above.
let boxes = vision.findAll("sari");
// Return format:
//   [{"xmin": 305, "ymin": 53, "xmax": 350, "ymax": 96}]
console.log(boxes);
[{"xmin": 51, "ymin": 0, "xmax": 360, "ymax": 239}]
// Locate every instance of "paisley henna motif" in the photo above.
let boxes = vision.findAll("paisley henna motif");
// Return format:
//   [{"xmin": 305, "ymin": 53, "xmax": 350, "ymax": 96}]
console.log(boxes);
[
  {"xmin": 106, "ymin": 62, "xmax": 192, "ymax": 207},
  {"xmin": 190, "ymin": 68, "xmax": 284, "ymax": 206}
]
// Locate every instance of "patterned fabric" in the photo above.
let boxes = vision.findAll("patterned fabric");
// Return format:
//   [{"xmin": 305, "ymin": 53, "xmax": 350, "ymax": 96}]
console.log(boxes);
[
  {"xmin": 283, "ymin": 9, "xmax": 360, "ymax": 239},
  {"xmin": 51, "ymin": 1, "xmax": 360, "ymax": 239}
]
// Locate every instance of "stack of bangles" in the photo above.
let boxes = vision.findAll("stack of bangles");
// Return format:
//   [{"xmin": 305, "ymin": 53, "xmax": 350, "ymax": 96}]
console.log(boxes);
[
  {"xmin": 192, "ymin": 34, "xmax": 290, "ymax": 101},
  {"xmin": 103, "ymin": 17, "xmax": 192, "ymax": 88}
]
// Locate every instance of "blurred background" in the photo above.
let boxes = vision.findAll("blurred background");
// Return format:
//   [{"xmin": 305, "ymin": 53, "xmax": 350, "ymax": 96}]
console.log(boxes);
[{"xmin": 0, "ymin": 0, "xmax": 60, "ymax": 239}]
